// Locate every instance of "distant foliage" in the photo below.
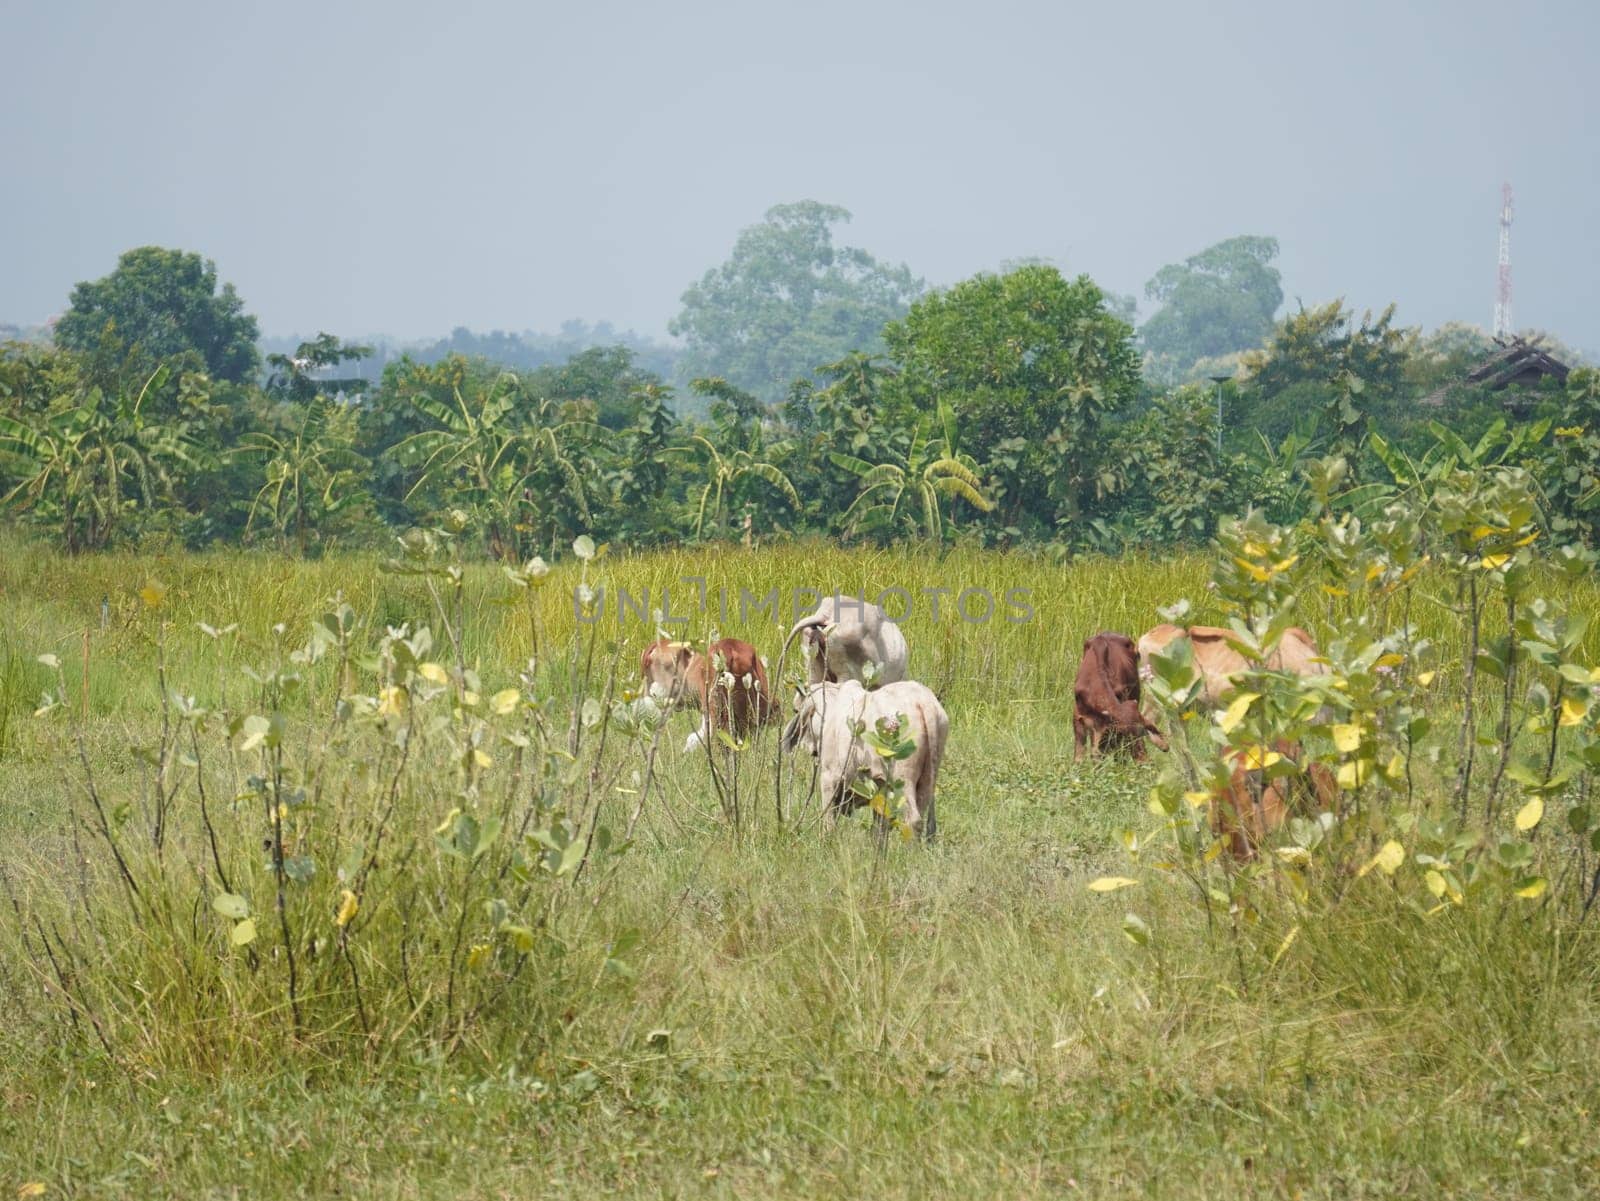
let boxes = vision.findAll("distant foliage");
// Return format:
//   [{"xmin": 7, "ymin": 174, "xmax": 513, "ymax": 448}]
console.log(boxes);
[
  {"xmin": 6, "ymin": 238, "xmax": 1600, "ymax": 559},
  {"xmin": 1141, "ymin": 235, "xmax": 1283, "ymax": 384},
  {"xmin": 670, "ymin": 201, "xmax": 924, "ymax": 403}
]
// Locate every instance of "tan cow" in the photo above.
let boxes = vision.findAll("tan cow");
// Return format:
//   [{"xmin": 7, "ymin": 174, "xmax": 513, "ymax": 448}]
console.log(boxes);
[
  {"xmin": 1213, "ymin": 740, "xmax": 1340, "ymax": 860},
  {"xmin": 1137, "ymin": 623, "xmax": 1327, "ymax": 714},
  {"xmin": 640, "ymin": 637, "xmax": 774, "ymax": 752},
  {"xmin": 781, "ymin": 678, "xmax": 948, "ymax": 840}
]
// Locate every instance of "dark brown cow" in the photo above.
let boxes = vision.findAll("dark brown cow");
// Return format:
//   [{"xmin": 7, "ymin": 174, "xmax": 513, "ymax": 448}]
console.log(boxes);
[
  {"xmin": 1073, "ymin": 632, "xmax": 1169, "ymax": 762},
  {"xmin": 1213, "ymin": 740, "xmax": 1340, "ymax": 860},
  {"xmin": 641, "ymin": 637, "xmax": 775, "ymax": 751}
]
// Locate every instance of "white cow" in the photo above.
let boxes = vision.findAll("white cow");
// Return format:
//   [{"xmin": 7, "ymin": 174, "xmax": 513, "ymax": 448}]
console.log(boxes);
[
  {"xmin": 786, "ymin": 595, "xmax": 909, "ymax": 688},
  {"xmin": 782, "ymin": 678, "xmax": 948, "ymax": 840}
]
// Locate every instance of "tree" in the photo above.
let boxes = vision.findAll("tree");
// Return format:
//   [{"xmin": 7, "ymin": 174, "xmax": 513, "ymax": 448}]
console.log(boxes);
[
  {"xmin": 524, "ymin": 345, "xmax": 664, "ymax": 430},
  {"xmin": 1116, "ymin": 386, "xmax": 1241, "ymax": 545},
  {"xmin": 56, "ymin": 248, "xmax": 262, "ymax": 383},
  {"xmin": 1233, "ymin": 300, "xmax": 1415, "ymax": 450},
  {"xmin": 1141, "ymin": 236, "xmax": 1283, "ymax": 382},
  {"xmin": 265, "ymin": 333, "xmax": 374, "ymax": 402},
  {"xmin": 669, "ymin": 201, "xmax": 924, "ymax": 402},
  {"xmin": 883, "ymin": 265, "xmax": 1141, "ymax": 539}
]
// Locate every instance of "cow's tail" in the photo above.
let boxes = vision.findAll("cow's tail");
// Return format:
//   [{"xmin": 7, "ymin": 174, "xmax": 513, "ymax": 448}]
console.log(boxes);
[{"xmin": 915, "ymin": 703, "xmax": 948, "ymax": 842}]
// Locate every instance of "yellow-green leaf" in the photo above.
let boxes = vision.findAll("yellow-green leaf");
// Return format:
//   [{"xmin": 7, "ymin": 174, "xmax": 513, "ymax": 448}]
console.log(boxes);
[
  {"xmin": 417, "ymin": 662, "xmax": 449, "ymax": 686},
  {"xmin": 1424, "ymin": 869, "xmax": 1447, "ymax": 898},
  {"xmin": 1560, "ymin": 696, "xmax": 1587, "ymax": 727},
  {"xmin": 138, "ymin": 583, "xmax": 167, "ymax": 609},
  {"xmin": 334, "ymin": 889, "xmax": 359, "ymax": 928},
  {"xmin": 490, "ymin": 688, "xmax": 520, "ymax": 716},
  {"xmin": 1515, "ymin": 876, "xmax": 1548, "ymax": 900},
  {"xmin": 231, "ymin": 918, "xmax": 257, "ymax": 946},
  {"xmin": 18, "ymin": 1184, "xmax": 48, "ymax": 1199},
  {"xmin": 1331, "ymin": 723, "xmax": 1363, "ymax": 753},
  {"xmin": 1359, "ymin": 840, "xmax": 1404, "ymax": 877},
  {"xmin": 1479, "ymin": 553, "xmax": 1510, "ymax": 571},
  {"xmin": 1514, "ymin": 797, "xmax": 1544, "ymax": 832},
  {"xmin": 1416, "ymin": 670, "xmax": 1436, "ymax": 687},
  {"xmin": 1217, "ymin": 692, "xmax": 1259, "ymax": 735},
  {"xmin": 1337, "ymin": 759, "xmax": 1372, "ymax": 790},
  {"xmin": 1086, "ymin": 876, "xmax": 1139, "ymax": 893}
]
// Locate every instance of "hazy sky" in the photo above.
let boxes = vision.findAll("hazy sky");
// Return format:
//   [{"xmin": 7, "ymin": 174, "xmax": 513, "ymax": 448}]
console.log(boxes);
[{"xmin": 4, "ymin": 0, "xmax": 1598, "ymax": 348}]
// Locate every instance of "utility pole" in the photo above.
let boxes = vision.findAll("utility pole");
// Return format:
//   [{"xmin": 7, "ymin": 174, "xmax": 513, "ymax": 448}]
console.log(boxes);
[{"xmin": 1208, "ymin": 374, "xmax": 1230, "ymax": 455}]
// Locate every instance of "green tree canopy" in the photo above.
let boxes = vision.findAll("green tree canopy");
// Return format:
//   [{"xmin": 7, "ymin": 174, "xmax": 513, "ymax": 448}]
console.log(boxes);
[
  {"xmin": 56, "ymin": 247, "xmax": 261, "ymax": 383},
  {"xmin": 265, "ymin": 333, "xmax": 373, "ymax": 402},
  {"xmin": 883, "ymin": 265, "xmax": 1141, "ymax": 538},
  {"xmin": 669, "ymin": 201, "xmax": 923, "ymax": 402},
  {"xmin": 1141, "ymin": 235, "xmax": 1283, "ymax": 381}
]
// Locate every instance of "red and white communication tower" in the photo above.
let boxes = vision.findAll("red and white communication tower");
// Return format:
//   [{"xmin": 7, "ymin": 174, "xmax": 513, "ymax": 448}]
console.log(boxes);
[{"xmin": 1493, "ymin": 182, "xmax": 1514, "ymax": 338}]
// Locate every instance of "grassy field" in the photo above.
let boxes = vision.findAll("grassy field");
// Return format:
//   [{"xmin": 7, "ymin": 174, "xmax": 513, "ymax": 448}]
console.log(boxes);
[{"xmin": 1, "ymin": 532, "xmax": 1598, "ymax": 1199}]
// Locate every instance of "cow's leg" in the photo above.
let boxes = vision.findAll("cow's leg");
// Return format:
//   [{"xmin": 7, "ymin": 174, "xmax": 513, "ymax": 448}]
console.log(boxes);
[
  {"xmin": 1073, "ymin": 712, "xmax": 1088, "ymax": 762},
  {"xmin": 900, "ymin": 773, "xmax": 921, "ymax": 837}
]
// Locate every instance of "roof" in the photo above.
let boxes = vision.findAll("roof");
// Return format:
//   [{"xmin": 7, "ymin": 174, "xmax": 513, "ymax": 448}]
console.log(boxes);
[
  {"xmin": 1418, "ymin": 335, "xmax": 1570, "ymax": 407},
  {"xmin": 1464, "ymin": 336, "xmax": 1571, "ymax": 390}
]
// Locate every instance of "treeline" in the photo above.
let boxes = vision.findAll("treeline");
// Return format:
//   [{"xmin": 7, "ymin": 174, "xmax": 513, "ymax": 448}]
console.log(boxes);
[
  {"xmin": 3, "ymin": 230, "xmax": 1598, "ymax": 559},
  {"xmin": 259, "ymin": 322, "xmax": 681, "ymax": 393}
]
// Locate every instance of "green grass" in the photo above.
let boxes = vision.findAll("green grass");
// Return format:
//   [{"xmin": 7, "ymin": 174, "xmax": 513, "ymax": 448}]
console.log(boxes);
[{"xmin": 1, "ymin": 531, "xmax": 1598, "ymax": 1199}]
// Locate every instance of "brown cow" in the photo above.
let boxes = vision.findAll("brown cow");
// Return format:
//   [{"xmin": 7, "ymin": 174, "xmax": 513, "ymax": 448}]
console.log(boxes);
[
  {"xmin": 1213, "ymin": 740, "xmax": 1339, "ymax": 860},
  {"xmin": 640, "ymin": 637, "xmax": 775, "ymax": 752},
  {"xmin": 1073, "ymin": 632, "xmax": 1169, "ymax": 762},
  {"xmin": 1137, "ymin": 624, "xmax": 1327, "ymax": 719}
]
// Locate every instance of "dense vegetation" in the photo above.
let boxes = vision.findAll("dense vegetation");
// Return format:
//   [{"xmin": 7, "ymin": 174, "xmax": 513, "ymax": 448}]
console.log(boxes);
[{"xmin": 3, "ymin": 209, "xmax": 1597, "ymax": 563}]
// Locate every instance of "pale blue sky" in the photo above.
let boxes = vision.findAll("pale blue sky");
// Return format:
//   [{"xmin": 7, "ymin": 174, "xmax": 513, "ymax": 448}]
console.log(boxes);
[{"xmin": 3, "ymin": 0, "xmax": 1597, "ymax": 348}]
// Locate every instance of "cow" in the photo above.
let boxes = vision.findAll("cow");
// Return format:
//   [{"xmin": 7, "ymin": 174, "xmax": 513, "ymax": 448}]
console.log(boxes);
[
  {"xmin": 781, "ymin": 678, "xmax": 947, "ymax": 840},
  {"xmin": 1212, "ymin": 740, "xmax": 1340, "ymax": 860},
  {"xmin": 1073, "ymin": 631, "xmax": 1169, "ymax": 762},
  {"xmin": 640, "ymin": 637, "xmax": 774, "ymax": 752},
  {"xmin": 1137, "ymin": 624, "xmax": 1327, "ymax": 718},
  {"xmin": 785, "ymin": 595, "xmax": 909, "ymax": 688}
]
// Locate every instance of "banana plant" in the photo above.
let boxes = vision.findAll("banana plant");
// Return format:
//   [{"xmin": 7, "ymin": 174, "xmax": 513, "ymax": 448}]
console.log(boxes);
[
  {"xmin": 830, "ymin": 401, "xmax": 994, "ymax": 543},
  {"xmin": 0, "ymin": 365, "xmax": 196, "ymax": 552},
  {"xmin": 230, "ymin": 397, "xmax": 368, "ymax": 554},
  {"xmin": 396, "ymin": 372, "xmax": 596, "ymax": 560},
  {"xmin": 666, "ymin": 434, "xmax": 799, "ymax": 541}
]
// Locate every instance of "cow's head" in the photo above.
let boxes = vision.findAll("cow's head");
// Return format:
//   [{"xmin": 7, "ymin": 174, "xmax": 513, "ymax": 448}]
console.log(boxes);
[
  {"xmin": 641, "ymin": 639, "xmax": 695, "ymax": 704},
  {"xmin": 781, "ymin": 682, "xmax": 831, "ymax": 754}
]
